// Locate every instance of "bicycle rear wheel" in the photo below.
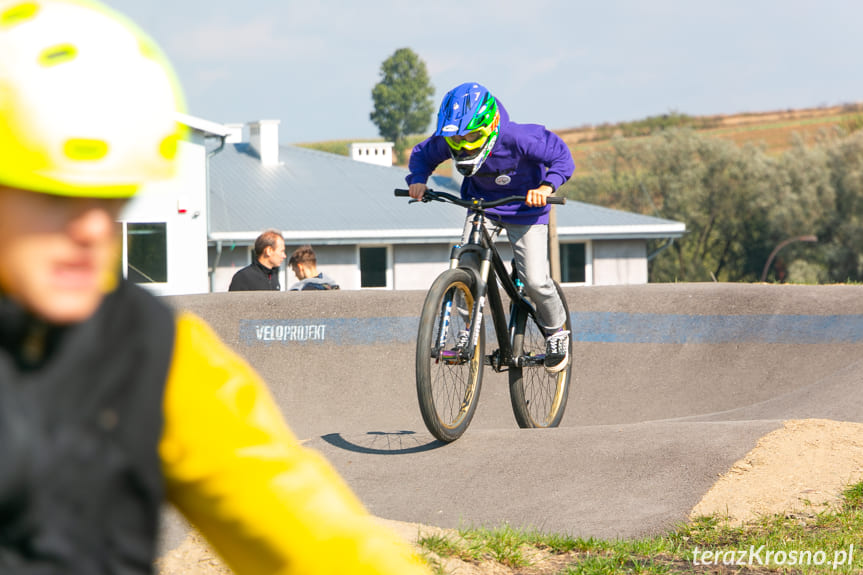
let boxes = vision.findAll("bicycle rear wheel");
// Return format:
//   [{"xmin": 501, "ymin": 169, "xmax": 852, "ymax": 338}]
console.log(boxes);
[
  {"xmin": 416, "ymin": 268, "xmax": 484, "ymax": 442},
  {"xmin": 508, "ymin": 281, "xmax": 571, "ymax": 428}
]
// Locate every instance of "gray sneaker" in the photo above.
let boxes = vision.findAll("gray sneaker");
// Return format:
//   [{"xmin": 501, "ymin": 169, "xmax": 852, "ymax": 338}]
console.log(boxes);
[{"xmin": 544, "ymin": 329, "xmax": 570, "ymax": 373}]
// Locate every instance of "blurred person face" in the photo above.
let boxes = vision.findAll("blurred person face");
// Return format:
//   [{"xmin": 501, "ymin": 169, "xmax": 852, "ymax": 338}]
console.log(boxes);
[
  {"xmin": 0, "ymin": 186, "xmax": 125, "ymax": 324},
  {"xmin": 262, "ymin": 236, "xmax": 286, "ymax": 269}
]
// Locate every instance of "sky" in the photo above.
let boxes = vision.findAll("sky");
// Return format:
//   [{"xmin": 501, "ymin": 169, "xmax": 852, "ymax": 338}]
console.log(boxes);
[{"xmin": 102, "ymin": 0, "xmax": 863, "ymax": 144}]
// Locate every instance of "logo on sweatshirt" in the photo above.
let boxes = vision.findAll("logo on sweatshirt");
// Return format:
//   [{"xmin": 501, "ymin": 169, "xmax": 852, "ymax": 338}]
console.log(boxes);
[{"xmin": 495, "ymin": 174, "xmax": 512, "ymax": 186}]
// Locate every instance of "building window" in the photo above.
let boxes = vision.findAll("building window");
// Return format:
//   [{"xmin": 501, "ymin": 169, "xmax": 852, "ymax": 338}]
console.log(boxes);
[
  {"xmin": 127, "ymin": 223, "xmax": 167, "ymax": 283},
  {"xmin": 360, "ymin": 246, "xmax": 387, "ymax": 288},
  {"xmin": 561, "ymin": 243, "xmax": 586, "ymax": 283}
]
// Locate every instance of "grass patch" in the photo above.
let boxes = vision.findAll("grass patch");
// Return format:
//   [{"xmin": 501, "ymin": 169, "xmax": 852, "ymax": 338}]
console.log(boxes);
[
  {"xmin": 295, "ymin": 134, "xmax": 430, "ymax": 166},
  {"xmin": 294, "ymin": 139, "xmax": 355, "ymax": 156},
  {"xmin": 418, "ymin": 481, "xmax": 863, "ymax": 573}
]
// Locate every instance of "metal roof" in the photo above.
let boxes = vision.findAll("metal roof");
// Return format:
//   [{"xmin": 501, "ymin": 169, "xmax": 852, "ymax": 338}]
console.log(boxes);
[{"xmin": 207, "ymin": 143, "xmax": 685, "ymax": 245}]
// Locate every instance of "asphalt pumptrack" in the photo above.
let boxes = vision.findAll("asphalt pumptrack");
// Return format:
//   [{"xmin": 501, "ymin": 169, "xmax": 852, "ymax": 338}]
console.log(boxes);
[{"xmin": 158, "ymin": 283, "xmax": 863, "ymax": 553}]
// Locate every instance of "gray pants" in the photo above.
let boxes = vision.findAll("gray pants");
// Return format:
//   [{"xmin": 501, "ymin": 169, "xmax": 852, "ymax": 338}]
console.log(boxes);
[{"xmin": 462, "ymin": 216, "xmax": 567, "ymax": 333}]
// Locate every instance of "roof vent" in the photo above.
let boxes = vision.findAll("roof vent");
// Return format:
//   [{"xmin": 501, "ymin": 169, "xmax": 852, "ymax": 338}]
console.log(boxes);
[{"xmin": 249, "ymin": 120, "xmax": 280, "ymax": 166}]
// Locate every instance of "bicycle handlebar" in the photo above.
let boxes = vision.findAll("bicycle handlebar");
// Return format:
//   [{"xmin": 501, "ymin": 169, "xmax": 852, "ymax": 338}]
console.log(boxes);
[{"xmin": 393, "ymin": 188, "xmax": 565, "ymax": 207}]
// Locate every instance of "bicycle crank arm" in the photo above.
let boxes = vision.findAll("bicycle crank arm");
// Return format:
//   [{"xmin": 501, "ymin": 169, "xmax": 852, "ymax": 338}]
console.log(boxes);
[{"xmin": 514, "ymin": 354, "xmax": 547, "ymax": 368}]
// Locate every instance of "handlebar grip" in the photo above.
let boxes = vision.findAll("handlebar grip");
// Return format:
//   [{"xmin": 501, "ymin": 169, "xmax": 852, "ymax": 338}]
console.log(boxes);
[
  {"xmin": 547, "ymin": 196, "xmax": 566, "ymax": 205},
  {"xmin": 394, "ymin": 188, "xmax": 410, "ymax": 197}
]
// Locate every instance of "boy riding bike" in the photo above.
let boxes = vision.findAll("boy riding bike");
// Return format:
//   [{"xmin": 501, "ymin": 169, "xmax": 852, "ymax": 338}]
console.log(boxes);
[{"xmin": 407, "ymin": 82, "xmax": 575, "ymax": 373}]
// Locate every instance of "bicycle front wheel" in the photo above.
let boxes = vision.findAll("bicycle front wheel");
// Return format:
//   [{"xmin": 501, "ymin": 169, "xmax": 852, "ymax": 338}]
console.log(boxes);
[
  {"xmin": 508, "ymin": 281, "xmax": 571, "ymax": 428},
  {"xmin": 416, "ymin": 268, "xmax": 484, "ymax": 442}
]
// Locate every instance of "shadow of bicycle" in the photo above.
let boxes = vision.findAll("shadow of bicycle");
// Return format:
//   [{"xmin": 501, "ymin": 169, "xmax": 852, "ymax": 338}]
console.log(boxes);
[{"xmin": 320, "ymin": 430, "xmax": 445, "ymax": 454}]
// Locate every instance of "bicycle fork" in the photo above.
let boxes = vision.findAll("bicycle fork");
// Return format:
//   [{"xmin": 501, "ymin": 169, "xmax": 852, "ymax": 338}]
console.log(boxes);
[
  {"xmin": 434, "ymin": 292, "xmax": 473, "ymax": 365},
  {"xmin": 442, "ymin": 243, "xmax": 492, "ymax": 364}
]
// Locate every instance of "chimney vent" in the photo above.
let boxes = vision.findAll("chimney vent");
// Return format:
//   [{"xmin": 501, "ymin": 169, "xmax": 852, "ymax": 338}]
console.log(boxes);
[{"xmin": 249, "ymin": 120, "xmax": 280, "ymax": 166}]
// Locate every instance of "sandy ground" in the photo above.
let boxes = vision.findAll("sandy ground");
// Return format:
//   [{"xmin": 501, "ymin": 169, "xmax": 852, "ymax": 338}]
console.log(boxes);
[
  {"xmin": 690, "ymin": 419, "xmax": 863, "ymax": 523},
  {"xmin": 156, "ymin": 418, "xmax": 863, "ymax": 574}
]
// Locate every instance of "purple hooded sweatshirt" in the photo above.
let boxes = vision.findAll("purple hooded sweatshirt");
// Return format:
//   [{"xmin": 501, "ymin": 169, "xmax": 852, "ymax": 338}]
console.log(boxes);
[{"xmin": 406, "ymin": 100, "xmax": 575, "ymax": 225}]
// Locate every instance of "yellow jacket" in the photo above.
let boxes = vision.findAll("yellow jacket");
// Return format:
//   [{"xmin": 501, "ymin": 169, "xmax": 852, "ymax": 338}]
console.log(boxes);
[{"xmin": 160, "ymin": 312, "xmax": 431, "ymax": 574}]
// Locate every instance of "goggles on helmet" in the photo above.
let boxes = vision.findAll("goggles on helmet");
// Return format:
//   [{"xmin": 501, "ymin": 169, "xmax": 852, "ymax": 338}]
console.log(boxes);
[
  {"xmin": 444, "ymin": 110, "xmax": 500, "ymax": 151},
  {"xmin": 446, "ymin": 126, "xmax": 489, "ymax": 152}
]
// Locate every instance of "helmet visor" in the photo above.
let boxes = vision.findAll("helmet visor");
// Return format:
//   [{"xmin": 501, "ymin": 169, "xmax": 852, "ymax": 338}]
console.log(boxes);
[
  {"xmin": 445, "ymin": 128, "xmax": 488, "ymax": 152},
  {"xmin": 444, "ymin": 109, "xmax": 499, "ymax": 152}
]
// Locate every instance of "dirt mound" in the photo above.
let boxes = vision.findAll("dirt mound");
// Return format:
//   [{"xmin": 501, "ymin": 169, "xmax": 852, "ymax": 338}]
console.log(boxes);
[{"xmin": 690, "ymin": 418, "xmax": 863, "ymax": 523}]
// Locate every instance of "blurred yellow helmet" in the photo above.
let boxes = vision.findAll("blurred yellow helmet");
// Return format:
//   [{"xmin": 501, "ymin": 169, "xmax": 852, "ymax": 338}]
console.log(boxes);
[{"xmin": 0, "ymin": 0, "xmax": 185, "ymax": 198}]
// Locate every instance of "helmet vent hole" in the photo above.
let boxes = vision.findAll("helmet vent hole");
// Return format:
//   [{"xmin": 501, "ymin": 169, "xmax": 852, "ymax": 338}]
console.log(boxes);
[
  {"xmin": 40, "ymin": 44, "xmax": 77, "ymax": 67},
  {"xmin": 0, "ymin": 2, "xmax": 39, "ymax": 28},
  {"xmin": 159, "ymin": 134, "xmax": 179, "ymax": 160},
  {"xmin": 64, "ymin": 139, "xmax": 109, "ymax": 161}
]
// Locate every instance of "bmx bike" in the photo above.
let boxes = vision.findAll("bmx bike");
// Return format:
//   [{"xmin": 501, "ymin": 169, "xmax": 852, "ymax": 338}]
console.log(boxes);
[{"xmin": 395, "ymin": 188, "xmax": 572, "ymax": 442}]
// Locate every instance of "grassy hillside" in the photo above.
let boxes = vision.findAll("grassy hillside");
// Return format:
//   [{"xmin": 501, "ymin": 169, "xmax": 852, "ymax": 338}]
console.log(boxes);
[
  {"xmin": 560, "ymin": 103, "xmax": 863, "ymax": 173},
  {"xmin": 297, "ymin": 103, "xmax": 863, "ymax": 173}
]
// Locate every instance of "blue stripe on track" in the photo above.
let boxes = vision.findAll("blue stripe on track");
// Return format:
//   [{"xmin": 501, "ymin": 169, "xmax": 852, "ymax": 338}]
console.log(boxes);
[
  {"xmin": 238, "ymin": 313, "xmax": 863, "ymax": 346},
  {"xmin": 571, "ymin": 312, "xmax": 863, "ymax": 344}
]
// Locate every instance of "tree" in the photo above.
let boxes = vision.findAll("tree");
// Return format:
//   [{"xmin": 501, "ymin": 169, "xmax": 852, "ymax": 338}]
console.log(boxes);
[
  {"xmin": 568, "ymin": 130, "xmax": 773, "ymax": 282},
  {"xmin": 561, "ymin": 124, "xmax": 863, "ymax": 284},
  {"xmin": 370, "ymin": 48, "xmax": 434, "ymax": 164}
]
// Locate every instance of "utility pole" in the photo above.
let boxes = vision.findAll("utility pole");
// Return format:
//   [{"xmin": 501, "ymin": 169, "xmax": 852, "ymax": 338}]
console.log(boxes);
[{"xmin": 548, "ymin": 205, "xmax": 561, "ymax": 282}]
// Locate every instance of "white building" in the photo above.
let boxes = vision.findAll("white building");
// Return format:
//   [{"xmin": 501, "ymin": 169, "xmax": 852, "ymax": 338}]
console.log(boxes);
[
  {"xmin": 119, "ymin": 113, "xmax": 227, "ymax": 295},
  {"xmin": 350, "ymin": 142, "xmax": 394, "ymax": 167},
  {"xmin": 120, "ymin": 114, "xmax": 686, "ymax": 295}
]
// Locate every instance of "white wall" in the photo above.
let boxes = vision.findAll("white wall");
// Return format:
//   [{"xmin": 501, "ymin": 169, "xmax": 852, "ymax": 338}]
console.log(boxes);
[
  {"xmin": 592, "ymin": 240, "xmax": 648, "ymax": 285},
  {"xmin": 393, "ymin": 244, "xmax": 451, "ymax": 290},
  {"xmin": 212, "ymin": 243, "xmax": 459, "ymax": 292},
  {"xmin": 120, "ymin": 139, "xmax": 209, "ymax": 295},
  {"xmin": 209, "ymin": 238, "xmax": 649, "ymax": 292}
]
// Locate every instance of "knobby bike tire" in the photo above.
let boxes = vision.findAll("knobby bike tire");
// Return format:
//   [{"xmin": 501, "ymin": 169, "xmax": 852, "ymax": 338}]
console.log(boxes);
[
  {"xmin": 508, "ymin": 280, "xmax": 571, "ymax": 428},
  {"xmin": 416, "ymin": 268, "xmax": 484, "ymax": 442}
]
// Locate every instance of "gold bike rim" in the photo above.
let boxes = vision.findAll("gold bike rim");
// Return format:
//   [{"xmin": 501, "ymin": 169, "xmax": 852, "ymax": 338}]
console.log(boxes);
[
  {"xmin": 436, "ymin": 280, "xmax": 480, "ymax": 430},
  {"xmin": 526, "ymin": 321, "xmax": 570, "ymax": 427}
]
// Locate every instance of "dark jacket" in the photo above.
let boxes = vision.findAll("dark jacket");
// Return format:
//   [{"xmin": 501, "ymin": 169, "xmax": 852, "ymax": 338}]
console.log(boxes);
[
  {"xmin": 0, "ymin": 281, "xmax": 173, "ymax": 574},
  {"xmin": 228, "ymin": 259, "xmax": 281, "ymax": 291},
  {"xmin": 0, "ymin": 282, "xmax": 433, "ymax": 575}
]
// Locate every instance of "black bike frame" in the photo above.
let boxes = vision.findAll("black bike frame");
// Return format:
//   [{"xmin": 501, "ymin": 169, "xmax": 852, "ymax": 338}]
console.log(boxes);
[
  {"xmin": 394, "ymin": 187, "xmax": 563, "ymax": 371},
  {"xmin": 449, "ymin": 208, "xmax": 539, "ymax": 372}
]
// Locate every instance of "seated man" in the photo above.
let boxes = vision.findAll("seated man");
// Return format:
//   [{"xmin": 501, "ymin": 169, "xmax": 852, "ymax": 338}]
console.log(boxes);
[
  {"xmin": 288, "ymin": 245, "xmax": 340, "ymax": 290},
  {"xmin": 228, "ymin": 229, "xmax": 286, "ymax": 291}
]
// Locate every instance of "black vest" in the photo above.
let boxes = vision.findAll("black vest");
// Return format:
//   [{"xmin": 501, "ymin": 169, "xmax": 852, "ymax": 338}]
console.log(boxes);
[{"xmin": 0, "ymin": 281, "xmax": 175, "ymax": 574}]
